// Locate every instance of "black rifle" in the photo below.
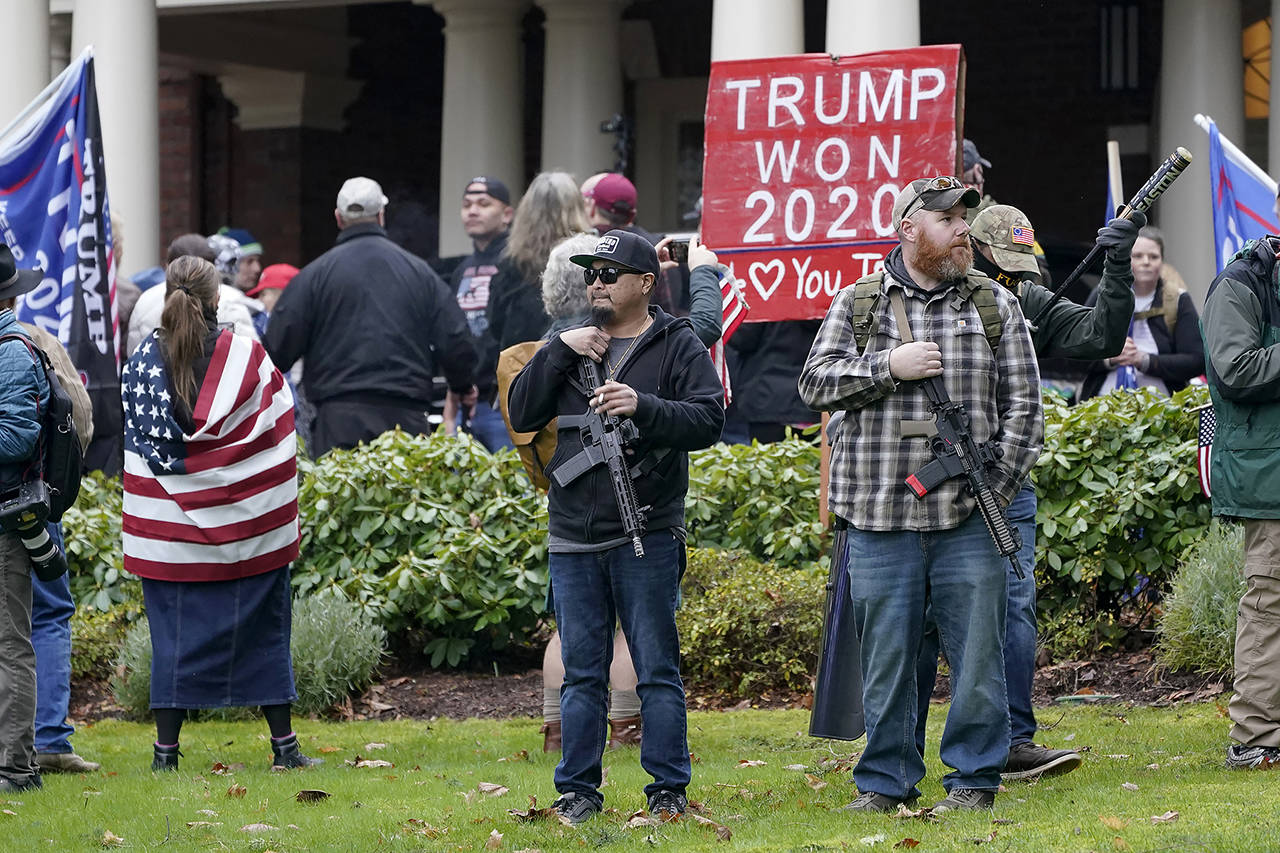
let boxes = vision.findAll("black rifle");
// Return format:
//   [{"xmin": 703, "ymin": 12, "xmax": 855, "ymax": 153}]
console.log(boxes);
[
  {"xmin": 551, "ymin": 356, "xmax": 648, "ymax": 556},
  {"xmin": 905, "ymin": 374, "xmax": 1024, "ymax": 578}
]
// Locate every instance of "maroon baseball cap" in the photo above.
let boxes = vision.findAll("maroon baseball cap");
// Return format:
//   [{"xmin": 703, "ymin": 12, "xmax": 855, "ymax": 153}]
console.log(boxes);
[{"xmin": 588, "ymin": 173, "xmax": 637, "ymax": 217}]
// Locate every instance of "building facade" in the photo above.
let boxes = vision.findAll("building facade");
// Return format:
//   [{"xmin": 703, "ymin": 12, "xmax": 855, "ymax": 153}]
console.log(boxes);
[{"xmin": 3, "ymin": 0, "xmax": 1275, "ymax": 302}]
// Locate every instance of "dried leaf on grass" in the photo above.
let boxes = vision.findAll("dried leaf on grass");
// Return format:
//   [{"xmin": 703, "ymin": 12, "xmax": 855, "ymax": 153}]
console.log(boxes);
[
  {"xmin": 1100, "ymin": 816, "xmax": 1128, "ymax": 830},
  {"xmin": 508, "ymin": 796, "xmax": 565, "ymax": 825},
  {"xmin": 100, "ymin": 830, "xmax": 125, "ymax": 846},
  {"xmin": 226, "ymin": 783, "xmax": 247, "ymax": 799},
  {"xmin": 477, "ymin": 782, "xmax": 509, "ymax": 797},
  {"xmin": 1150, "ymin": 810, "xmax": 1180, "ymax": 824},
  {"xmin": 210, "ymin": 762, "xmax": 244, "ymax": 775},
  {"xmin": 736, "ymin": 759, "xmax": 767, "ymax": 768},
  {"xmin": 625, "ymin": 810, "xmax": 658, "ymax": 829},
  {"xmin": 1, "ymin": 810, "xmax": 17, "ymax": 817},
  {"xmin": 363, "ymin": 742, "xmax": 387, "ymax": 750},
  {"xmin": 1120, "ymin": 782, "xmax": 1139, "ymax": 792},
  {"xmin": 968, "ymin": 829, "xmax": 998, "ymax": 845},
  {"xmin": 403, "ymin": 818, "xmax": 445, "ymax": 838},
  {"xmin": 783, "ymin": 764, "xmax": 807, "ymax": 771},
  {"xmin": 296, "ymin": 789, "xmax": 330, "ymax": 803},
  {"xmin": 186, "ymin": 821, "xmax": 221, "ymax": 828},
  {"xmin": 894, "ymin": 840, "xmax": 920, "ymax": 849},
  {"xmin": 804, "ymin": 773, "xmax": 827, "ymax": 791},
  {"xmin": 316, "ymin": 746, "xmax": 340, "ymax": 754},
  {"xmin": 196, "ymin": 809, "xmax": 218, "ymax": 816},
  {"xmin": 345, "ymin": 756, "xmax": 394, "ymax": 768},
  {"xmin": 240, "ymin": 823, "xmax": 277, "ymax": 833},
  {"xmin": 859, "ymin": 834, "xmax": 886, "ymax": 846},
  {"xmin": 499, "ymin": 749, "xmax": 529, "ymax": 763},
  {"xmin": 689, "ymin": 813, "xmax": 732, "ymax": 842},
  {"xmin": 485, "ymin": 829, "xmax": 504, "ymax": 849}
]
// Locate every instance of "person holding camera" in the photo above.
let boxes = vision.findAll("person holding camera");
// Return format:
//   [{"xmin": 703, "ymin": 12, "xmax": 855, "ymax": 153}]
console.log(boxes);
[{"xmin": 0, "ymin": 244, "xmax": 53, "ymax": 793}]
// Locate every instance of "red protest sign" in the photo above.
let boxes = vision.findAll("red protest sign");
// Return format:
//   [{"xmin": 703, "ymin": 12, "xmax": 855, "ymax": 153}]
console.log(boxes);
[{"xmin": 702, "ymin": 46, "xmax": 965, "ymax": 322}]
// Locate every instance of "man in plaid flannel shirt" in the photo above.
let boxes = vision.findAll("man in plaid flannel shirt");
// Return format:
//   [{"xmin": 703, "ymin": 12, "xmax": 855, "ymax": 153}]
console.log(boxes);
[{"xmin": 799, "ymin": 177, "xmax": 1043, "ymax": 814}]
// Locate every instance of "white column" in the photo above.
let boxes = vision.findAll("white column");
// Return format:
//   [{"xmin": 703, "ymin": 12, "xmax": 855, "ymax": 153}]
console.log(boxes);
[
  {"xmin": 72, "ymin": 0, "xmax": 159, "ymax": 275},
  {"xmin": 1157, "ymin": 0, "xmax": 1243, "ymax": 301},
  {"xmin": 1, "ymin": 0, "xmax": 49, "ymax": 128},
  {"xmin": 826, "ymin": 0, "xmax": 919, "ymax": 55},
  {"xmin": 1270, "ymin": 0, "xmax": 1280, "ymax": 176},
  {"xmin": 710, "ymin": 0, "xmax": 803, "ymax": 62},
  {"xmin": 538, "ymin": 0, "xmax": 626, "ymax": 178},
  {"xmin": 432, "ymin": 0, "xmax": 526, "ymax": 258}
]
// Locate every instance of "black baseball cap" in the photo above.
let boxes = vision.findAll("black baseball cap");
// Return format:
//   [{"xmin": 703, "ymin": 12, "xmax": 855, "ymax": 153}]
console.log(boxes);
[
  {"xmin": 569, "ymin": 230, "xmax": 660, "ymax": 277},
  {"xmin": 463, "ymin": 176, "xmax": 511, "ymax": 205}
]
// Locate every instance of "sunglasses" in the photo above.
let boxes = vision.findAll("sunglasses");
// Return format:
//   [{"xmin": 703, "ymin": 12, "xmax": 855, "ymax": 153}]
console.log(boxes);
[
  {"xmin": 583, "ymin": 266, "xmax": 636, "ymax": 285},
  {"xmin": 901, "ymin": 175, "xmax": 965, "ymax": 220}
]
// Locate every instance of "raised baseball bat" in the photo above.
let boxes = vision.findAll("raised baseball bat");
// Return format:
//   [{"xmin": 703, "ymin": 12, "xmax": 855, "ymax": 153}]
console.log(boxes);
[{"xmin": 1027, "ymin": 146, "xmax": 1193, "ymax": 329}]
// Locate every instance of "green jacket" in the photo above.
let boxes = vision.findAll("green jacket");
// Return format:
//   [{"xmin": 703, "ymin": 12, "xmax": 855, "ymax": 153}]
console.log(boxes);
[
  {"xmin": 1201, "ymin": 238, "xmax": 1280, "ymax": 519},
  {"xmin": 1012, "ymin": 255, "xmax": 1135, "ymax": 359}
]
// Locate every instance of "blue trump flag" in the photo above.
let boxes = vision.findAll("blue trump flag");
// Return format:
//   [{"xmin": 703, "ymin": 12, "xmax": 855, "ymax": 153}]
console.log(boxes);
[
  {"xmin": 1203, "ymin": 115, "xmax": 1280, "ymax": 271},
  {"xmin": 0, "ymin": 51, "xmax": 122, "ymax": 473}
]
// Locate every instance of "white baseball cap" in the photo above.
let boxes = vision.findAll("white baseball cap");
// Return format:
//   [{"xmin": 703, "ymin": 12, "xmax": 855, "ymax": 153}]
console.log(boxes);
[{"xmin": 336, "ymin": 176, "xmax": 388, "ymax": 216}]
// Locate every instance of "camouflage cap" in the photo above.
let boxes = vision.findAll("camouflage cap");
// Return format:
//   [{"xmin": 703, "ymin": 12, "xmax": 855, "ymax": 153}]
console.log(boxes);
[{"xmin": 969, "ymin": 204, "xmax": 1039, "ymax": 276}]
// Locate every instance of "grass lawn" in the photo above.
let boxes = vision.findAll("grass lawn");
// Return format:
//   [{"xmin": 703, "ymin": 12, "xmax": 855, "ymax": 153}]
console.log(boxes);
[{"xmin": 4, "ymin": 702, "xmax": 1277, "ymax": 851}]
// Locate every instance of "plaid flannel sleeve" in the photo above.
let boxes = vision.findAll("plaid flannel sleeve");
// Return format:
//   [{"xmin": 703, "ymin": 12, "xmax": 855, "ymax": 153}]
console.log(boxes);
[
  {"xmin": 988, "ymin": 291, "xmax": 1043, "ymax": 505},
  {"xmin": 798, "ymin": 287, "xmax": 897, "ymax": 412}
]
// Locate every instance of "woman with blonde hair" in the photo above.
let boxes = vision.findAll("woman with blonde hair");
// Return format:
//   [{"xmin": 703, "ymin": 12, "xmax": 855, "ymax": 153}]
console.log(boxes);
[
  {"xmin": 487, "ymin": 171, "xmax": 592, "ymax": 350},
  {"xmin": 122, "ymin": 256, "xmax": 318, "ymax": 772}
]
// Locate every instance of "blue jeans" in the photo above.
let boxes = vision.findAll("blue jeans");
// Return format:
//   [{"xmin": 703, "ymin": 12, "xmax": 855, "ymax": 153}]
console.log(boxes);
[
  {"xmin": 461, "ymin": 401, "xmax": 514, "ymax": 454},
  {"xmin": 914, "ymin": 484, "xmax": 1038, "ymax": 754},
  {"xmin": 31, "ymin": 524, "xmax": 74, "ymax": 755},
  {"xmin": 848, "ymin": 511, "xmax": 1009, "ymax": 800},
  {"xmin": 549, "ymin": 532, "xmax": 689, "ymax": 803}
]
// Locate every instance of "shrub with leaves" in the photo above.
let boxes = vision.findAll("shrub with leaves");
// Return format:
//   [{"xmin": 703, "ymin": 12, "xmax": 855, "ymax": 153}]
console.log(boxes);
[
  {"xmin": 110, "ymin": 616, "xmax": 153, "ymax": 720},
  {"xmin": 290, "ymin": 596, "xmax": 387, "ymax": 714},
  {"xmin": 292, "ymin": 429, "xmax": 549, "ymax": 665},
  {"xmin": 686, "ymin": 438, "xmax": 826, "ymax": 567},
  {"xmin": 71, "ymin": 601, "xmax": 142, "ymax": 680},
  {"xmin": 63, "ymin": 471, "xmax": 139, "ymax": 611},
  {"xmin": 1156, "ymin": 520, "xmax": 1246, "ymax": 675},
  {"xmin": 677, "ymin": 548, "xmax": 825, "ymax": 696},
  {"xmin": 1032, "ymin": 385, "xmax": 1213, "ymax": 647}
]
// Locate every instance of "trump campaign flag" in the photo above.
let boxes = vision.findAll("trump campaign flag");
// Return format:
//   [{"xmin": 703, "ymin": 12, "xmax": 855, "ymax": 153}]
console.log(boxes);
[
  {"xmin": 0, "ymin": 50, "xmax": 121, "ymax": 472},
  {"xmin": 1197, "ymin": 114, "xmax": 1280, "ymax": 271}
]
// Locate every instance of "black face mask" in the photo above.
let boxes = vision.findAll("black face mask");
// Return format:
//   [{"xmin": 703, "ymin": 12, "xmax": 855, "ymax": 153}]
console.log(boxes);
[{"xmin": 971, "ymin": 240, "xmax": 1040, "ymax": 293}]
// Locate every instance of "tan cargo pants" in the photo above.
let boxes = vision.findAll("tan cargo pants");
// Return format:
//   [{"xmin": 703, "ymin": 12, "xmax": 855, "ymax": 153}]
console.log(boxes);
[
  {"xmin": 1230, "ymin": 519, "xmax": 1280, "ymax": 746},
  {"xmin": 0, "ymin": 532, "xmax": 37, "ymax": 784}
]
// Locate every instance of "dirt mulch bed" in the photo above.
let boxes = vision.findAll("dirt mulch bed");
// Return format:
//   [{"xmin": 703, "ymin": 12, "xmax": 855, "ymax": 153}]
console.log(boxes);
[{"xmin": 71, "ymin": 650, "xmax": 1230, "ymax": 726}]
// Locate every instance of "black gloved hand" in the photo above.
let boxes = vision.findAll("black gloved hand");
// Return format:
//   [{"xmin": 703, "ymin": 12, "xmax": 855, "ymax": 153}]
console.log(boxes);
[{"xmin": 1096, "ymin": 209, "xmax": 1148, "ymax": 257}]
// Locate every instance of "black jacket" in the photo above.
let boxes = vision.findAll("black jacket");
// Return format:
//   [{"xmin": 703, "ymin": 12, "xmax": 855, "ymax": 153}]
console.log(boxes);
[
  {"xmin": 728, "ymin": 319, "xmax": 821, "ymax": 425},
  {"xmin": 264, "ymin": 223, "xmax": 476, "ymax": 405},
  {"xmin": 449, "ymin": 233, "xmax": 508, "ymax": 401},
  {"xmin": 487, "ymin": 258, "xmax": 552, "ymax": 352},
  {"xmin": 508, "ymin": 306, "xmax": 725, "ymax": 544},
  {"xmin": 1079, "ymin": 279, "xmax": 1205, "ymax": 399}
]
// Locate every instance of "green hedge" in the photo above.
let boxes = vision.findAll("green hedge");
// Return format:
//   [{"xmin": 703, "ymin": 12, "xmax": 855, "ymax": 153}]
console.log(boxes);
[
  {"xmin": 1032, "ymin": 386, "xmax": 1213, "ymax": 650},
  {"xmin": 1155, "ymin": 520, "xmax": 1245, "ymax": 675},
  {"xmin": 65, "ymin": 388, "xmax": 1217, "ymax": 668}
]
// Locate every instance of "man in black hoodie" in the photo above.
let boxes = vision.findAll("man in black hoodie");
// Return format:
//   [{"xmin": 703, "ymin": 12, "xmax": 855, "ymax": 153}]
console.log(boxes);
[{"xmin": 508, "ymin": 230, "xmax": 724, "ymax": 826}]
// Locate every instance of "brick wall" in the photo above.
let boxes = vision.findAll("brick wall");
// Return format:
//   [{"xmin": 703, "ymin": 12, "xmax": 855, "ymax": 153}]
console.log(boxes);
[{"xmin": 156, "ymin": 65, "xmax": 200, "ymax": 263}]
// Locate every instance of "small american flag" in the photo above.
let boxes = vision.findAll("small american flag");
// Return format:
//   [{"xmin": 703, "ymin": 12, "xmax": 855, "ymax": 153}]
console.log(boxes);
[
  {"xmin": 1010, "ymin": 226, "xmax": 1035, "ymax": 246},
  {"xmin": 122, "ymin": 330, "xmax": 299, "ymax": 581},
  {"xmin": 711, "ymin": 268, "xmax": 751, "ymax": 404},
  {"xmin": 1197, "ymin": 404, "xmax": 1215, "ymax": 499}
]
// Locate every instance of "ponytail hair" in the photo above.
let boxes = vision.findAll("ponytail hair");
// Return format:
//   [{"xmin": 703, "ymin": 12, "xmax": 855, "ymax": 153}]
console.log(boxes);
[{"xmin": 160, "ymin": 255, "xmax": 220, "ymax": 412}]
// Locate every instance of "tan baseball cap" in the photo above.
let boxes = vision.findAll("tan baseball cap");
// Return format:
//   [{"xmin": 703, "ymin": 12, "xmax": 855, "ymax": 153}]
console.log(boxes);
[
  {"xmin": 969, "ymin": 204, "xmax": 1039, "ymax": 276},
  {"xmin": 891, "ymin": 176, "xmax": 981, "ymax": 229}
]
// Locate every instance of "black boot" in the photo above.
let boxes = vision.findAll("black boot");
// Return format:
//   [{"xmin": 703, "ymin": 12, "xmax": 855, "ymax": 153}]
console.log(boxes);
[
  {"xmin": 152, "ymin": 743, "xmax": 181, "ymax": 772},
  {"xmin": 270, "ymin": 734, "xmax": 322, "ymax": 770}
]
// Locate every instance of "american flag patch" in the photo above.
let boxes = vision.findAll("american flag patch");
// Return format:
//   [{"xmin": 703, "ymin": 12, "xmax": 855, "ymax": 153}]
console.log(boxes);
[
  {"xmin": 1010, "ymin": 226, "xmax": 1035, "ymax": 246},
  {"xmin": 1198, "ymin": 404, "xmax": 1215, "ymax": 499}
]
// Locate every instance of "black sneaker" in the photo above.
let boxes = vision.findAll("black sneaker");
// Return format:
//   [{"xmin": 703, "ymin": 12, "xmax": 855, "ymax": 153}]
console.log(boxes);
[
  {"xmin": 931, "ymin": 788, "xmax": 995, "ymax": 812},
  {"xmin": 553, "ymin": 792, "xmax": 601, "ymax": 826},
  {"xmin": 1226, "ymin": 743, "xmax": 1280, "ymax": 770},
  {"xmin": 1002, "ymin": 742, "xmax": 1083, "ymax": 780},
  {"xmin": 841, "ymin": 791, "xmax": 917, "ymax": 813},
  {"xmin": 647, "ymin": 789, "xmax": 687, "ymax": 821},
  {"xmin": 0, "ymin": 774, "xmax": 42, "ymax": 793}
]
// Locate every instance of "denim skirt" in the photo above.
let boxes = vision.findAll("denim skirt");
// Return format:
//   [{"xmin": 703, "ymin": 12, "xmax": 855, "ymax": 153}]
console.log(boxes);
[{"xmin": 142, "ymin": 566, "xmax": 297, "ymax": 709}]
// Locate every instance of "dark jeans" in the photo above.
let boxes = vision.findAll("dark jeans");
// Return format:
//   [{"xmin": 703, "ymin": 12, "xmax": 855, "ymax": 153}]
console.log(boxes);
[
  {"xmin": 549, "ymin": 532, "xmax": 689, "ymax": 803},
  {"xmin": 32, "ymin": 525, "xmax": 74, "ymax": 754},
  {"xmin": 915, "ymin": 484, "xmax": 1038, "ymax": 754},
  {"xmin": 847, "ymin": 512, "xmax": 1009, "ymax": 800}
]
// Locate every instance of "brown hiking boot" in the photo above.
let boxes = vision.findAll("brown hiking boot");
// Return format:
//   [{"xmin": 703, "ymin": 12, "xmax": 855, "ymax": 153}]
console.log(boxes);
[
  {"xmin": 540, "ymin": 720, "xmax": 562, "ymax": 753},
  {"xmin": 608, "ymin": 715, "xmax": 642, "ymax": 749}
]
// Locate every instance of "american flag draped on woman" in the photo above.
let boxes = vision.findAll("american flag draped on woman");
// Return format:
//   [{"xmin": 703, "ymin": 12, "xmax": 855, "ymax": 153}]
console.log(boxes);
[{"xmin": 121, "ymin": 255, "xmax": 319, "ymax": 773}]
